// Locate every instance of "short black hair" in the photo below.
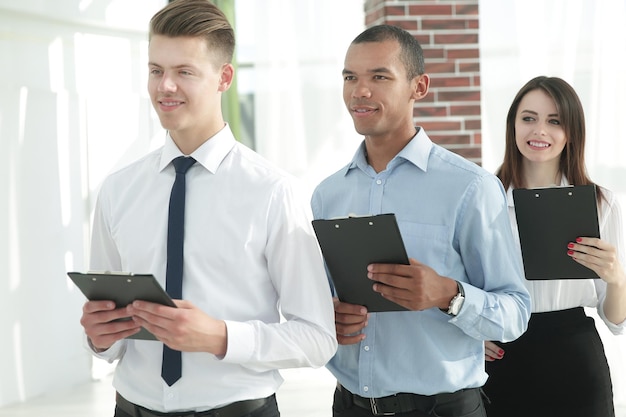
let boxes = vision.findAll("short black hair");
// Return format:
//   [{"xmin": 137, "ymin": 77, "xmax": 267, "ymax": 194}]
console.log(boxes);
[{"xmin": 352, "ymin": 24, "xmax": 425, "ymax": 79}]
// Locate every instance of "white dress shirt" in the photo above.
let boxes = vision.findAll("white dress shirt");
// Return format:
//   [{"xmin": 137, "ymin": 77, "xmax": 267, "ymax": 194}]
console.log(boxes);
[
  {"xmin": 88, "ymin": 125, "xmax": 337, "ymax": 412},
  {"xmin": 506, "ymin": 179, "xmax": 626, "ymax": 335}
]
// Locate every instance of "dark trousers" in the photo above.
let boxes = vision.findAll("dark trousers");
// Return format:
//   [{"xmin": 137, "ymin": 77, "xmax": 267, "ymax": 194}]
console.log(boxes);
[
  {"xmin": 484, "ymin": 307, "xmax": 615, "ymax": 417},
  {"xmin": 333, "ymin": 385, "xmax": 487, "ymax": 417},
  {"xmin": 114, "ymin": 395, "xmax": 280, "ymax": 417}
]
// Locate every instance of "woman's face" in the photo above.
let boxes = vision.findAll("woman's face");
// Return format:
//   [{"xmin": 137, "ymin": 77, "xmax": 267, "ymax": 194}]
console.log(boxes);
[{"xmin": 514, "ymin": 88, "xmax": 567, "ymax": 166}]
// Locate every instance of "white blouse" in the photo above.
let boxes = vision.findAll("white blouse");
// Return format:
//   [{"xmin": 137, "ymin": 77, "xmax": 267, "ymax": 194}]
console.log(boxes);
[{"xmin": 507, "ymin": 179, "xmax": 626, "ymax": 335}]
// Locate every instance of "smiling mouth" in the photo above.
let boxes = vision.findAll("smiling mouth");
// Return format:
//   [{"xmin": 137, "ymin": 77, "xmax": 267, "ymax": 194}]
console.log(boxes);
[
  {"xmin": 528, "ymin": 140, "xmax": 550, "ymax": 148},
  {"xmin": 352, "ymin": 107, "xmax": 377, "ymax": 116},
  {"xmin": 159, "ymin": 100, "xmax": 183, "ymax": 107}
]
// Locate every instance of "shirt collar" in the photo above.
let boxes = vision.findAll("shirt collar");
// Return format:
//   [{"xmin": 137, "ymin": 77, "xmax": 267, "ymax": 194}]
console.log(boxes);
[
  {"xmin": 159, "ymin": 124, "xmax": 236, "ymax": 174},
  {"xmin": 342, "ymin": 127, "xmax": 433, "ymax": 176}
]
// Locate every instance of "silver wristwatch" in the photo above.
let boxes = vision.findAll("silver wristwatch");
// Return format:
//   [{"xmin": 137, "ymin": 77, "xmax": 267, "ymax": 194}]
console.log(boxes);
[{"xmin": 446, "ymin": 281, "xmax": 465, "ymax": 316}]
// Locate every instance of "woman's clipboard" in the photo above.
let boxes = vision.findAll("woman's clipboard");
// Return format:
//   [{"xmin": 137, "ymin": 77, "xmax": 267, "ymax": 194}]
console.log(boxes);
[
  {"xmin": 311, "ymin": 213, "xmax": 409, "ymax": 312},
  {"xmin": 513, "ymin": 185, "xmax": 600, "ymax": 280},
  {"xmin": 68, "ymin": 271, "xmax": 176, "ymax": 340}
]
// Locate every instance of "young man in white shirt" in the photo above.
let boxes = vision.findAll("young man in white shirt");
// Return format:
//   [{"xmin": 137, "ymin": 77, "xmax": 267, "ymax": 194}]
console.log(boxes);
[{"xmin": 79, "ymin": 1, "xmax": 337, "ymax": 416}]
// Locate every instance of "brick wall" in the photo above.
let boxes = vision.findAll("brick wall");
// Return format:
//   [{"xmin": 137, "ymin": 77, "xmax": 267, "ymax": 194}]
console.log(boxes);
[{"xmin": 364, "ymin": 0, "xmax": 481, "ymax": 164}]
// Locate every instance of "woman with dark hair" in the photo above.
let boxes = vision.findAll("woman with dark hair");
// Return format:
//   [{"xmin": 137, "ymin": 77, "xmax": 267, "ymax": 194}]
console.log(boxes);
[{"xmin": 483, "ymin": 76, "xmax": 626, "ymax": 417}]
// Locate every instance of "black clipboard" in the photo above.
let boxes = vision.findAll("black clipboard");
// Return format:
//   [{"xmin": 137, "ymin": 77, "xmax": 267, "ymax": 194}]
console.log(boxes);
[
  {"xmin": 68, "ymin": 271, "xmax": 176, "ymax": 340},
  {"xmin": 513, "ymin": 185, "xmax": 600, "ymax": 280},
  {"xmin": 312, "ymin": 213, "xmax": 409, "ymax": 312}
]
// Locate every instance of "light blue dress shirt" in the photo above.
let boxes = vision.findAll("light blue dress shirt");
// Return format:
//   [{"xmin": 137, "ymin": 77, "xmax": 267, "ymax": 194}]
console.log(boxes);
[{"xmin": 311, "ymin": 128, "xmax": 531, "ymax": 397}]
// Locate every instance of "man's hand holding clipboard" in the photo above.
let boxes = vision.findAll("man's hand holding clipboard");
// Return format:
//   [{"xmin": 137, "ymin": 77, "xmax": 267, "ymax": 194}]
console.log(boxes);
[
  {"xmin": 312, "ymin": 214, "xmax": 410, "ymax": 313},
  {"xmin": 312, "ymin": 214, "xmax": 464, "ymax": 345}
]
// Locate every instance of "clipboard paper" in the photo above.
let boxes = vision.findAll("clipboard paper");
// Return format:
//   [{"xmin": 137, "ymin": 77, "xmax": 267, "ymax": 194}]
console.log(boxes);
[
  {"xmin": 312, "ymin": 213, "xmax": 409, "ymax": 312},
  {"xmin": 513, "ymin": 185, "xmax": 600, "ymax": 280}
]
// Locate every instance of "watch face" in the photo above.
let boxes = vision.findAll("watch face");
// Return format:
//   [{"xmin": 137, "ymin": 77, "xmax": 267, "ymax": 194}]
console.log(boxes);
[
  {"xmin": 456, "ymin": 295, "xmax": 465, "ymax": 314},
  {"xmin": 449, "ymin": 295, "xmax": 465, "ymax": 315}
]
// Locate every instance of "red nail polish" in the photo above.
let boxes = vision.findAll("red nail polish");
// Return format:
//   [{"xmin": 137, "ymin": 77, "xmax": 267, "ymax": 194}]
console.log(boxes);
[
  {"xmin": 576, "ymin": 237, "xmax": 582, "ymax": 242},
  {"xmin": 498, "ymin": 349, "xmax": 504, "ymax": 355},
  {"xmin": 568, "ymin": 243, "xmax": 574, "ymax": 249},
  {"xmin": 568, "ymin": 250, "xmax": 574, "ymax": 255}
]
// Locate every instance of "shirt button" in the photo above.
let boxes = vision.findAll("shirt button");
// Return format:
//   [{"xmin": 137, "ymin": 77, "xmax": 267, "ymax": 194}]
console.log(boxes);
[
  {"xmin": 364, "ymin": 345, "xmax": 370, "ymax": 351},
  {"xmin": 363, "ymin": 386, "xmax": 369, "ymax": 392},
  {"xmin": 376, "ymin": 179, "xmax": 382, "ymax": 185},
  {"xmin": 167, "ymin": 393, "xmax": 174, "ymax": 399}
]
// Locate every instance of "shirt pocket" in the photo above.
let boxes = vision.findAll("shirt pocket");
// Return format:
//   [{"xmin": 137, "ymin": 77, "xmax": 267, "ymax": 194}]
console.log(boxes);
[{"xmin": 398, "ymin": 221, "xmax": 450, "ymax": 274}]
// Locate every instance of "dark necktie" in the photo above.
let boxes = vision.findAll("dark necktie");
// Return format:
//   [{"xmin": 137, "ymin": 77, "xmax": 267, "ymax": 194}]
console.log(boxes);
[{"xmin": 161, "ymin": 156, "xmax": 196, "ymax": 386}]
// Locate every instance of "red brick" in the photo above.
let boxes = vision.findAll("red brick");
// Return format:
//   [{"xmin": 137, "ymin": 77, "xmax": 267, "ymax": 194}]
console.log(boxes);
[
  {"xmin": 413, "ymin": 105, "xmax": 448, "ymax": 118},
  {"xmin": 447, "ymin": 48, "xmax": 480, "ymax": 59},
  {"xmin": 434, "ymin": 33, "xmax": 478, "ymax": 45},
  {"xmin": 465, "ymin": 119, "xmax": 482, "ymax": 130},
  {"xmin": 417, "ymin": 93, "xmax": 436, "ymax": 103},
  {"xmin": 422, "ymin": 18, "xmax": 467, "ymax": 30},
  {"xmin": 438, "ymin": 90, "xmax": 481, "ymax": 102},
  {"xmin": 384, "ymin": 5, "xmax": 406, "ymax": 16},
  {"xmin": 455, "ymin": 4, "xmax": 479, "ymax": 15},
  {"xmin": 415, "ymin": 34, "xmax": 432, "ymax": 46},
  {"xmin": 423, "ymin": 47, "xmax": 445, "ymax": 59},
  {"xmin": 408, "ymin": 5, "xmax": 453, "ymax": 16},
  {"xmin": 426, "ymin": 62, "xmax": 456, "ymax": 73},
  {"xmin": 459, "ymin": 61, "xmax": 480, "ymax": 72},
  {"xmin": 450, "ymin": 104, "xmax": 481, "ymax": 116},
  {"xmin": 419, "ymin": 121, "xmax": 463, "ymax": 132},
  {"xmin": 429, "ymin": 76, "xmax": 472, "ymax": 88}
]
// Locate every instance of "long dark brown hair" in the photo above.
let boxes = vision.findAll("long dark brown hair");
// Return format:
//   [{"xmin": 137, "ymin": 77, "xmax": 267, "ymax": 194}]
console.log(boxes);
[{"xmin": 496, "ymin": 76, "xmax": 603, "ymax": 203}]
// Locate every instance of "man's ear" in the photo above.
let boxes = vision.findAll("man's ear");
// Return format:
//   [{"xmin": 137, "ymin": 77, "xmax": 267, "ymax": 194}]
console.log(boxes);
[
  {"xmin": 218, "ymin": 63, "xmax": 234, "ymax": 92},
  {"xmin": 411, "ymin": 74, "xmax": 430, "ymax": 101}
]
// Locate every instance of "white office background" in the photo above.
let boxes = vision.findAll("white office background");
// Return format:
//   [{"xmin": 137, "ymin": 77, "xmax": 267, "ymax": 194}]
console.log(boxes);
[{"xmin": 1, "ymin": 0, "xmax": 625, "ymax": 414}]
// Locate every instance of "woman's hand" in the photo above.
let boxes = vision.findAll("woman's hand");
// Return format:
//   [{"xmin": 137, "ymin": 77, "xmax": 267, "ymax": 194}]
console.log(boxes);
[
  {"xmin": 570, "ymin": 237, "xmax": 626, "ymax": 325},
  {"xmin": 485, "ymin": 340, "xmax": 505, "ymax": 362},
  {"xmin": 568, "ymin": 237, "xmax": 626, "ymax": 285}
]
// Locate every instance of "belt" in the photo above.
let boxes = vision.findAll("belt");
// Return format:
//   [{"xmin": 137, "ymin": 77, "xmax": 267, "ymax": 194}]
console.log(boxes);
[
  {"xmin": 338, "ymin": 384, "xmax": 435, "ymax": 416},
  {"xmin": 337, "ymin": 383, "xmax": 480, "ymax": 416},
  {"xmin": 116, "ymin": 392, "xmax": 270, "ymax": 417}
]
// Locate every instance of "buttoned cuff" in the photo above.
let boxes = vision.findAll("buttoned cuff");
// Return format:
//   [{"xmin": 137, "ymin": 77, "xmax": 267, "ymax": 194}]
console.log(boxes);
[
  {"xmin": 221, "ymin": 320, "xmax": 255, "ymax": 362},
  {"xmin": 84, "ymin": 335, "xmax": 126, "ymax": 363}
]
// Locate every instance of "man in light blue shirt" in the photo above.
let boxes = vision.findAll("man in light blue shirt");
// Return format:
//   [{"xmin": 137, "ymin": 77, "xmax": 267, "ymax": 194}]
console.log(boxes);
[{"xmin": 312, "ymin": 24, "xmax": 531, "ymax": 417}]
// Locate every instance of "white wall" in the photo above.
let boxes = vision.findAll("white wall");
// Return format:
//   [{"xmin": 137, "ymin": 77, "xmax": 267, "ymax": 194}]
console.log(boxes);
[{"xmin": 0, "ymin": 0, "xmax": 165, "ymax": 407}]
